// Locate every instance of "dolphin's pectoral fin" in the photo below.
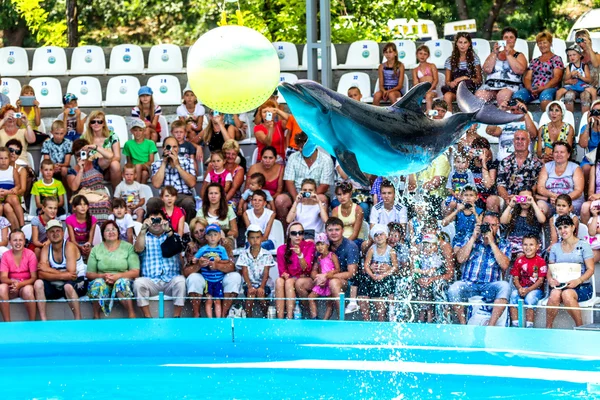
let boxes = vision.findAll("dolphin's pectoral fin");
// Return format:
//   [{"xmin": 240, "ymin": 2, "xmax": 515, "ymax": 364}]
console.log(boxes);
[
  {"xmin": 456, "ymin": 81, "xmax": 524, "ymax": 125},
  {"xmin": 389, "ymin": 82, "xmax": 432, "ymax": 113},
  {"xmin": 456, "ymin": 81, "xmax": 485, "ymax": 113},
  {"xmin": 334, "ymin": 149, "xmax": 370, "ymax": 187}
]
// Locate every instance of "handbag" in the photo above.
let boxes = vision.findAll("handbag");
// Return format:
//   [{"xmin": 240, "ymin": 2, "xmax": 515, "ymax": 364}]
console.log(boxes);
[{"xmin": 161, "ymin": 232, "xmax": 184, "ymax": 258}]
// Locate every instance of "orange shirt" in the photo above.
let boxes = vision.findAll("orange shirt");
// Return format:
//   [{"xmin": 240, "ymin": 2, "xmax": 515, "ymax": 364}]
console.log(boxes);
[{"xmin": 286, "ymin": 115, "xmax": 303, "ymax": 150}]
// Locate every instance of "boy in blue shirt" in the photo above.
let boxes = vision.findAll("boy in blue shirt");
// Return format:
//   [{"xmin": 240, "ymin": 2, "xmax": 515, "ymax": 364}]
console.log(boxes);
[{"xmin": 194, "ymin": 224, "xmax": 228, "ymax": 318}]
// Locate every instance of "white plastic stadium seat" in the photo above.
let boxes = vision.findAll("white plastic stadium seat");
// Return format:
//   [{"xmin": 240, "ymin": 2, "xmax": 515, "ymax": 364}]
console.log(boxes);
[
  {"xmin": 272, "ymin": 42, "xmax": 300, "ymax": 71},
  {"xmin": 424, "ymin": 39, "xmax": 453, "ymax": 69},
  {"xmin": 104, "ymin": 76, "xmax": 141, "ymax": 106},
  {"xmin": 0, "ymin": 47, "xmax": 29, "ymax": 76},
  {"xmin": 146, "ymin": 75, "xmax": 182, "ymax": 106},
  {"xmin": 391, "ymin": 40, "xmax": 417, "ymax": 69},
  {"xmin": 0, "ymin": 78, "xmax": 21, "ymax": 105},
  {"xmin": 538, "ymin": 110, "xmax": 575, "ymax": 132},
  {"xmin": 578, "ymin": 111, "xmax": 589, "ymax": 141},
  {"xmin": 593, "ymin": 38, "xmax": 600, "ymax": 54},
  {"xmin": 69, "ymin": 45, "xmax": 107, "ymax": 75},
  {"xmin": 532, "ymin": 38, "xmax": 567, "ymax": 65},
  {"xmin": 92, "ymin": 225, "xmax": 102, "ymax": 246},
  {"xmin": 31, "ymin": 46, "xmax": 67, "ymax": 76},
  {"xmin": 514, "ymin": 39, "xmax": 530, "ymax": 63},
  {"xmin": 435, "ymin": 71, "xmax": 445, "ymax": 97},
  {"xmin": 66, "ymin": 77, "xmax": 103, "ymax": 107},
  {"xmin": 337, "ymin": 72, "xmax": 371, "ymax": 103},
  {"xmin": 471, "ymin": 38, "xmax": 491, "ymax": 63},
  {"xmin": 139, "ymin": 184, "xmax": 154, "ymax": 212},
  {"xmin": 146, "ymin": 44, "xmax": 183, "ymax": 74},
  {"xmin": 269, "ymin": 219, "xmax": 285, "ymax": 249},
  {"xmin": 339, "ymin": 40, "xmax": 380, "ymax": 69},
  {"xmin": 105, "ymin": 115, "xmax": 129, "ymax": 147},
  {"xmin": 158, "ymin": 115, "xmax": 169, "ymax": 144},
  {"xmin": 300, "ymin": 43, "xmax": 338, "ymax": 70},
  {"xmin": 108, "ymin": 44, "xmax": 145, "ymax": 75},
  {"xmin": 278, "ymin": 73, "xmax": 299, "ymax": 104},
  {"xmin": 28, "ymin": 77, "xmax": 63, "ymax": 108},
  {"xmin": 21, "ymin": 224, "xmax": 32, "ymax": 241}
]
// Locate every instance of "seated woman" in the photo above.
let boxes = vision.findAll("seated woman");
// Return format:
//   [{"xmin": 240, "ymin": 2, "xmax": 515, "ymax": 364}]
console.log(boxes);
[
  {"xmin": 546, "ymin": 215, "xmax": 595, "ymax": 328},
  {"xmin": 275, "ymin": 221, "xmax": 315, "ymax": 319},
  {"xmin": 286, "ymin": 178, "xmax": 328, "ymax": 241},
  {"xmin": 222, "ymin": 139, "xmax": 246, "ymax": 209},
  {"xmin": 476, "ymin": 26, "xmax": 528, "ymax": 105},
  {"xmin": 246, "ymin": 146, "xmax": 284, "ymax": 200},
  {"xmin": 536, "ymin": 101, "xmax": 575, "ymax": 163},
  {"xmin": 0, "ymin": 230, "xmax": 37, "ymax": 322},
  {"xmin": 513, "ymin": 31, "xmax": 564, "ymax": 112},
  {"xmin": 536, "ymin": 141, "xmax": 585, "ymax": 217},
  {"xmin": 81, "ymin": 111, "xmax": 122, "ymax": 189},
  {"xmin": 253, "ymin": 101, "xmax": 288, "ymax": 159},
  {"xmin": 202, "ymin": 111, "xmax": 237, "ymax": 152},
  {"xmin": 0, "ymin": 146, "xmax": 23, "ymax": 229},
  {"xmin": 441, "ymin": 32, "xmax": 482, "ymax": 112},
  {"xmin": 0, "ymin": 105, "xmax": 36, "ymax": 167},
  {"xmin": 331, "ymin": 181, "xmax": 365, "ymax": 248},
  {"xmin": 87, "ymin": 220, "xmax": 140, "ymax": 319},
  {"xmin": 66, "ymin": 139, "xmax": 112, "ymax": 223},
  {"xmin": 196, "ymin": 182, "xmax": 238, "ymax": 254}
]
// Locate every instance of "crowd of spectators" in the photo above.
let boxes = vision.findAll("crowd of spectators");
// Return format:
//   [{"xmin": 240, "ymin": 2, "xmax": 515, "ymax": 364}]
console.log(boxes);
[{"xmin": 0, "ymin": 27, "xmax": 598, "ymax": 328}]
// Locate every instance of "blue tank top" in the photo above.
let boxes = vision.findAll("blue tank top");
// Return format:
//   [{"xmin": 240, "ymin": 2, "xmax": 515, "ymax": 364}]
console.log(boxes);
[
  {"xmin": 382, "ymin": 65, "xmax": 398, "ymax": 89},
  {"xmin": 370, "ymin": 244, "xmax": 392, "ymax": 264}
]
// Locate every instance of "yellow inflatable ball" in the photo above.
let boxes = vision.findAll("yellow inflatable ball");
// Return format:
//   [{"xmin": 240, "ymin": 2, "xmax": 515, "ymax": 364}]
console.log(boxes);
[{"xmin": 187, "ymin": 26, "xmax": 280, "ymax": 114}]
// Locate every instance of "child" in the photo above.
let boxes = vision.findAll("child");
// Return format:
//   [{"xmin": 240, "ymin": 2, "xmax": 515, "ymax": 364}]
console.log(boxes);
[
  {"xmin": 431, "ymin": 99, "xmax": 449, "ymax": 120},
  {"xmin": 177, "ymin": 87, "xmax": 205, "ymax": 139},
  {"xmin": 442, "ymin": 184, "xmax": 482, "ymax": 250},
  {"xmin": 57, "ymin": 93, "xmax": 86, "ymax": 141},
  {"xmin": 161, "ymin": 185, "xmax": 185, "ymax": 237},
  {"xmin": 66, "ymin": 195, "xmax": 97, "ymax": 260},
  {"xmin": 243, "ymin": 191, "xmax": 276, "ymax": 250},
  {"xmin": 108, "ymin": 198, "xmax": 134, "ymax": 244},
  {"xmin": 201, "ymin": 151, "xmax": 232, "ymax": 197},
  {"xmin": 29, "ymin": 196, "xmax": 59, "ymax": 259},
  {"xmin": 413, "ymin": 233, "xmax": 445, "ymax": 323},
  {"xmin": 331, "ymin": 180, "xmax": 365, "ymax": 248},
  {"xmin": 556, "ymin": 45, "xmax": 596, "ymax": 113},
  {"xmin": 194, "ymin": 224, "xmax": 228, "ymax": 318},
  {"xmin": 0, "ymin": 146, "xmax": 23, "ymax": 229},
  {"xmin": 549, "ymin": 194, "xmax": 579, "ymax": 247},
  {"xmin": 235, "ymin": 224, "xmax": 276, "ymax": 318},
  {"xmin": 132, "ymin": 86, "xmax": 162, "ymax": 139},
  {"xmin": 444, "ymin": 152, "xmax": 475, "ymax": 215},
  {"xmin": 171, "ymin": 120, "xmax": 202, "ymax": 177},
  {"xmin": 509, "ymin": 235, "xmax": 547, "ymax": 328},
  {"xmin": 15, "ymin": 85, "xmax": 41, "ymax": 132},
  {"xmin": 114, "ymin": 164, "xmax": 146, "ymax": 222},
  {"xmin": 373, "ymin": 43, "xmax": 405, "ymax": 106},
  {"xmin": 41, "ymin": 120, "xmax": 72, "ymax": 182},
  {"xmin": 308, "ymin": 233, "xmax": 340, "ymax": 320},
  {"xmin": 358, "ymin": 224, "xmax": 398, "ymax": 322},
  {"xmin": 412, "ymin": 45, "xmax": 439, "ymax": 111},
  {"xmin": 122, "ymin": 119, "xmax": 158, "ymax": 183},
  {"xmin": 238, "ymin": 172, "xmax": 274, "ymax": 216},
  {"xmin": 31, "ymin": 159, "xmax": 66, "ymax": 216},
  {"xmin": 347, "ymin": 86, "xmax": 362, "ymax": 102},
  {"xmin": 286, "ymin": 178, "xmax": 328, "ymax": 241},
  {"xmin": 500, "ymin": 189, "xmax": 546, "ymax": 258}
]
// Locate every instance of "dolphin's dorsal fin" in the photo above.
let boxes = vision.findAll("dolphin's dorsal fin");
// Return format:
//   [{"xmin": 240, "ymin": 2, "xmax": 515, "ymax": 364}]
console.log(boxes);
[{"xmin": 389, "ymin": 82, "xmax": 432, "ymax": 113}]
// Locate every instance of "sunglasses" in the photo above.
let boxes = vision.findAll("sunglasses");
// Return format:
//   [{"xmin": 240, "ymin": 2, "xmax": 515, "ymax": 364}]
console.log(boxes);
[
  {"xmin": 289, "ymin": 230, "xmax": 305, "ymax": 236},
  {"xmin": 336, "ymin": 181, "xmax": 353, "ymax": 191},
  {"xmin": 8, "ymin": 148, "xmax": 22, "ymax": 155},
  {"xmin": 374, "ymin": 232, "xmax": 385, "ymax": 238},
  {"xmin": 90, "ymin": 120, "xmax": 104, "ymax": 125}
]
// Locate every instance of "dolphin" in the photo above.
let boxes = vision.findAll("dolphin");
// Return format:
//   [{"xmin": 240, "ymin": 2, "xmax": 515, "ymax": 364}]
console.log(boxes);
[{"xmin": 278, "ymin": 80, "xmax": 522, "ymax": 186}]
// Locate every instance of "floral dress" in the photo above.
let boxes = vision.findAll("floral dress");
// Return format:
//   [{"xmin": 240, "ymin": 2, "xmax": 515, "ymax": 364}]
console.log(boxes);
[{"xmin": 529, "ymin": 55, "xmax": 565, "ymax": 98}]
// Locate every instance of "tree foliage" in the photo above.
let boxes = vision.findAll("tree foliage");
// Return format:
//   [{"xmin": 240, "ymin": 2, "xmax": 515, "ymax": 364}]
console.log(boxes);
[{"xmin": 10, "ymin": 0, "xmax": 67, "ymax": 45}]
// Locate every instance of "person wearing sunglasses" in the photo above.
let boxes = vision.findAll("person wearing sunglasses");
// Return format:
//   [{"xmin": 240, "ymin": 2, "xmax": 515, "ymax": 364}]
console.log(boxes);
[
  {"xmin": 275, "ymin": 221, "xmax": 315, "ymax": 319},
  {"xmin": 0, "ymin": 104, "xmax": 36, "ymax": 167},
  {"xmin": 151, "ymin": 136, "xmax": 197, "ymax": 223},
  {"xmin": 0, "ymin": 146, "xmax": 24, "ymax": 229},
  {"xmin": 5, "ymin": 138, "xmax": 29, "ymax": 219},
  {"xmin": 81, "ymin": 110, "xmax": 122, "ymax": 189}
]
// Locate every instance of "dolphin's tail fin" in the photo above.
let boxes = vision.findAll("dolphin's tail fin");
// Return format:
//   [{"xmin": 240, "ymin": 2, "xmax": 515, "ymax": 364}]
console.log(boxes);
[{"xmin": 456, "ymin": 82, "xmax": 524, "ymax": 125}]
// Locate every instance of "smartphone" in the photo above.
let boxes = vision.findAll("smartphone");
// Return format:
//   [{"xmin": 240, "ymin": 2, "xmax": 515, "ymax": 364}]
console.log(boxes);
[
  {"xmin": 80, "ymin": 150, "xmax": 87, "ymax": 160},
  {"xmin": 498, "ymin": 40, "xmax": 506, "ymax": 51},
  {"xmin": 266, "ymin": 111, "xmax": 273, "ymax": 121},
  {"xmin": 427, "ymin": 110, "xmax": 438, "ymax": 117}
]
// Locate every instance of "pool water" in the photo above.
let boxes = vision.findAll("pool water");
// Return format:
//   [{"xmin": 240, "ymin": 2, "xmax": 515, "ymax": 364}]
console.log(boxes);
[{"xmin": 1, "ymin": 320, "xmax": 599, "ymax": 399}]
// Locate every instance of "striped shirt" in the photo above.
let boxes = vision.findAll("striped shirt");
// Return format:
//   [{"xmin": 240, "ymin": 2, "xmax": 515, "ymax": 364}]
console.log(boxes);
[{"xmin": 195, "ymin": 245, "xmax": 228, "ymax": 283}]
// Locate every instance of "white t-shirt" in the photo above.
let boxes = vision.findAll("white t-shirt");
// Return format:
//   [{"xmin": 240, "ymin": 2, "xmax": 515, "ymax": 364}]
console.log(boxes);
[
  {"xmin": 108, "ymin": 214, "xmax": 135, "ymax": 240},
  {"xmin": 370, "ymin": 202, "xmax": 408, "ymax": 225},
  {"xmin": 176, "ymin": 104, "xmax": 205, "ymax": 119},
  {"xmin": 295, "ymin": 203, "xmax": 324, "ymax": 233},
  {"xmin": 114, "ymin": 181, "xmax": 142, "ymax": 206},
  {"xmin": 246, "ymin": 208, "xmax": 274, "ymax": 234}
]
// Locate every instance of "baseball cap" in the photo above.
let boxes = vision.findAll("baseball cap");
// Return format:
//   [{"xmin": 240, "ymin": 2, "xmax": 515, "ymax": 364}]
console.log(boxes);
[
  {"xmin": 63, "ymin": 93, "xmax": 78, "ymax": 105},
  {"xmin": 183, "ymin": 86, "xmax": 194, "ymax": 96},
  {"xmin": 138, "ymin": 86, "xmax": 153, "ymax": 96},
  {"xmin": 205, "ymin": 224, "xmax": 222, "ymax": 234},
  {"xmin": 370, "ymin": 224, "xmax": 389, "ymax": 239},
  {"xmin": 566, "ymin": 44, "xmax": 582, "ymax": 55},
  {"xmin": 246, "ymin": 224, "xmax": 263, "ymax": 237},
  {"xmin": 45, "ymin": 220, "xmax": 63, "ymax": 231},
  {"xmin": 130, "ymin": 119, "xmax": 145, "ymax": 130}
]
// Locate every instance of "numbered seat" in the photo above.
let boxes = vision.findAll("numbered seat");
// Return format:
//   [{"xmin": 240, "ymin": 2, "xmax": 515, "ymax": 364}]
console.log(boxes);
[
  {"xmin": 69, "ymin": 45, "xmax": 107, "ymax": 75},
  {"xmin": 66, "ymin": 77, "xmax": 103, "ymax": 107},
  {"xmin": 300, "ymin": 44, "xmax": 338, "ymax": 70},
  {"xmin": 28, "ymin": 77, "xmax": 63, "ymax": 108},
  {"xmin": 514, "ymin": 38, "xmax": 530, "ymax": 62},
  {"xmin": 424, "ymin": 39, "xmax": 453, "ymax": 69},
  {"xmin": 532, "ymin": 38, "xmax": 567, "ymax": 65},
  {"xmin": 0, "ymin": 47, "xmax": 29, "ymax": 76},
  {"xmin": 108, "ymin": 44, "xmax": 145, "ymax": 75},
  {"xmin": 471, "ymin": 38, "xmax": 491, "ymax": 63},
  {"xmin": 105, "ymin": 115, "xmax": 129, "ymax": 147},
  {"xmin": 31, "ymin": 46, "xmax": 68, "ymax": 76},
  {"xmin": 390, "ymin": 40, "xmax": 417, "ymax": 69},
  {"xmin": 146, "ymin": 75, "xmax": 182, "ymax": 106},
  {"xmin": 146, "ymin": 44, "xmax": 184, "ymax": 74},
  {"xmin": 272, "ymin": 42, "xmax": 300, "ymax": 71},
  {"xmin": 0, "ymin": 78, "xmax": 22, "ymax": 105},
  {"xmin": 278, "ymin": 73, "xmax": 299, "ymax": 104},
  {"xmin": 336, "ymin": 72, "xmax": 371, "ymax": 102},
  {"xmin": 104, "ymin": 76, "xmax": 141, "ymax": 107},
  {"xmin": 339, "ymin": 40, "xmax": 380, "ymax": 69}
]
